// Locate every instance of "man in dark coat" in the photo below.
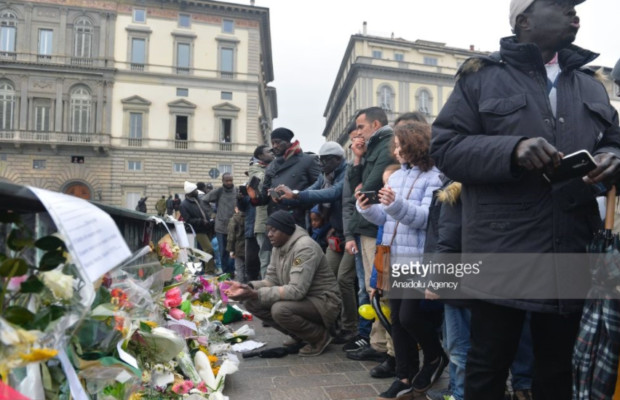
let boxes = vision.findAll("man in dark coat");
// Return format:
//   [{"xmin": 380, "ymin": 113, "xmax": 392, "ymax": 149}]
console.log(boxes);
[
  {"xmin": 179, "ymin": 181, "xmax": 216, "ymax": 274},
  {"xmin": 430, "ymin": 0, "xmax": 620, "ymax": 398},
  {"xmin": 343, "ymin": 107, "xmax": 395, "ymax": 363},
  {"xmin": 206, "ymin": 173, "xmax": 238, "ymax": 276},
  {"xmin": 250, "ymin": 127, "xmax": 321, "ymax": 228}
]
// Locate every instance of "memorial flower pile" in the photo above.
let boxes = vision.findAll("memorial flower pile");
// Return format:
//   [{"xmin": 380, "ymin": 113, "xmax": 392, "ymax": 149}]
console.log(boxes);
[{"xmin": 1, "ymin": 213, "xmax": 251, "ymax": 400}]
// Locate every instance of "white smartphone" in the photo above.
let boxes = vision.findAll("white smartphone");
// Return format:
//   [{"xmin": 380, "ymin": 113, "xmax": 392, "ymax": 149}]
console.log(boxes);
[{"xmin": 543, "ymin": 150, "xmax": 597, "ymax": 183}]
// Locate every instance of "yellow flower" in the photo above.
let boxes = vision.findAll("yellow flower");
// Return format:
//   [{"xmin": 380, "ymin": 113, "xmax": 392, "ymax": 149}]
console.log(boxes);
[
  {"xmin": 143, "ymin": 320, "xmax": 158, "ymax": 328},
  {"xmin": 208, "ymin": 354, "xmax": 218, "ymax": 364},
  {"xmin": 19, "ymin": 348, "xmax": 58, "ymax": 362},
  {"xmin": 128, "ymin": 393, "xmax": 143, "ymax": 400}
]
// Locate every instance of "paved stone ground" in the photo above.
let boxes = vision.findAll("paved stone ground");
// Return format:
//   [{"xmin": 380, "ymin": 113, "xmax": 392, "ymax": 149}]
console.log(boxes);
[{"xmin": 224, "ymin": 317, "xmax": 449, "ymax": 400}]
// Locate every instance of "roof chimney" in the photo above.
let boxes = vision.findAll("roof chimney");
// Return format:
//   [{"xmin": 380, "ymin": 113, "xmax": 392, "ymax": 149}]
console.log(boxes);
[
  {"xmin": 363, "ymin": 21, "xmax": 367, "ymax": 35},
  {"xmin": 469, "ymin": 44, "xmax": 475, "ymax": 51}
]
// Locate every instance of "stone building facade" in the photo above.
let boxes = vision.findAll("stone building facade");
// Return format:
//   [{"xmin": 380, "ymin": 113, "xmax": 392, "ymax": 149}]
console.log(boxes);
[{"xmin": 0, "ymin": 0, "xmax": 276, "ymax": 211}]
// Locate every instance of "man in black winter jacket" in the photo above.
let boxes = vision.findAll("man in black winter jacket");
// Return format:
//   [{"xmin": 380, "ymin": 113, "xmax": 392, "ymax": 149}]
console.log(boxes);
[
  {"xmin": 431, "ymin": 0, "xmax": 620, "ymax": 399},
  {"xmin": 180, "ymin": 181, "xmax": 216, "ymax": 274}
]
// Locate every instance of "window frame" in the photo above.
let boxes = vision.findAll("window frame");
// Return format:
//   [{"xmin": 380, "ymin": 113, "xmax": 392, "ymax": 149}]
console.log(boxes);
[
  {"xmin": 221, "ymin": 91, "xmax": 232, "ymax": 100},
  {"xmin": 176, "ymin": 88, "xmax": 188, "ymax": 97},
  {"xmin": 0, "ymin": 10, "xmax": 17, "ymax": 56},
  {"xmin": 377, "ymin": 84, "xmax": 394, "ymax": 113},
  {"xmin": 173, "ymin": 162, "xmax": 188, "ymax": 173},
  {"xmin": 178, "ymin": 13, "xmax": 191, "ymax": 28},
  {"xmin": 423, "ymin": 56, "xmax": 438, "ymax": 66},
  {"xmin": 73, "ymin": 17, "xmax": 93, "ymax": 59},
  {"xmin": 133, "ymin": 8, "xmax": 146, "ymax": 23},
  {"xmin": 372, "ymin": 50, "xmax": 382, "ymax": 59},
  {"xmin": 38, "ymin": 28, "xmax": 53, "ymax": 59},
  {"xmin": 33, "ymin": 159, "xmax": 46, "ymax": 170},
  {"xmin": 222, "ymin": 19, "xmax": 234, "ymax": 33},
  {"xmin": 34, "ymin": 98, "xmax": 52, "ymax": 132},
  {"xmin": 0, "ymin": 80, "xmax": 15, "ymax": 130},
  {"xmin": 69, "ymin": 86, "xmax": 92, "ymax": 134},
  {"xmin": 127, "ymin": 160, "xmax": 142, "ymax": 171}
]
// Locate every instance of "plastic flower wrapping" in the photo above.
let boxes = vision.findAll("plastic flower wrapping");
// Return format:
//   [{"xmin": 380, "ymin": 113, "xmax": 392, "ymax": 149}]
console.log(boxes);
[{"xmin": 1, "ymin": 216, "xmax": 254, "ymax": 399}]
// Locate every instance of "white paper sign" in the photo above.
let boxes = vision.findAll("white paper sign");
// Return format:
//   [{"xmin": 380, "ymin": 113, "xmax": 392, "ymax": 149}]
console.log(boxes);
[
  {"xmin": 117, "ymin": 340, "xmax": 140, "ymax": 370},
  {"xmin": 28, "ymin": 187, "xmax": 131, "ymax": 283},
  {"xmin": 173, "ymin": 221, "xmax": 190, "ymax": 248}
]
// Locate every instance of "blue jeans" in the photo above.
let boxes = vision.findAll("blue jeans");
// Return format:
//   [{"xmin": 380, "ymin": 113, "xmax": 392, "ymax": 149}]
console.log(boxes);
[
  {"xmin": 444, "ymin": 305, "xmax": 471, "ymax": 400},
  {"xmin": 216, "ymin": 233, "xmax": 235, "ymax": 275},
  {"xmin": 511, "ymin": 313, "xmax": 533, "ymax": 391},
  {"xmin": 354, "ymin": 235, "xmax": 371, "ymax": 338}
]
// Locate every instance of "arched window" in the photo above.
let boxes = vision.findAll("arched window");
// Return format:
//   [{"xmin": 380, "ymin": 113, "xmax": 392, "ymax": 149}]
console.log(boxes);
[
  {"xmin": 417, "ymin": 89, "xmax": 432, "ymax": 116},
  {"xmin": 377, "ymin": 84, "xmax": 394, "ymax": 112},
  {"xmin": 74, "ymin": 17, "xmax": 92, "ymax": 58},
  {"xmin": 0, "ymin": 10, "xmax": 17, "ymax": 55},
  {"xmin": 70, "ymin": 86, "xmax": 92, "ymax": 133},
  {"xmin": 0, "ymin": 80, "xmax": 15, "ymax": 130}
]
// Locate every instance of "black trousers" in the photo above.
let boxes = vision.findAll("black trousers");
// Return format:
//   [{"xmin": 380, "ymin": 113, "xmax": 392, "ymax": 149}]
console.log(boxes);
[
  {"xmin": 465, "ymin": 301, "xmax": 581, "ymax": 400},
  {"xmin": 245, "ymin": 237, "xmax": 261, "ymax": 281},
  {"xmin": 390, "ymin": 298, "xmax": 444, "ymax": 380}
]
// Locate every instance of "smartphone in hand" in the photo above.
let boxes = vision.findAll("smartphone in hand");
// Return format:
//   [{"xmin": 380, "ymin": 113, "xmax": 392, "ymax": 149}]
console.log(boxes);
[
  {"xmin": 358, "ymin": 190, "xmax": 380, "ymax": 204},
  {"xmin": 543, "ymin": 150, "xmax": 597, "ymax": 183},
  {"xmin": 238, "ymin": 185, "xmax": 248, "ymax": 196}
]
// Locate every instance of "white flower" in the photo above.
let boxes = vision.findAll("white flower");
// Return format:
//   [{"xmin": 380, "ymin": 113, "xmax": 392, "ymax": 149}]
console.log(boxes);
[{"xmin": 40, "ymin": 269, "xmax": 74, "ymax": 300}]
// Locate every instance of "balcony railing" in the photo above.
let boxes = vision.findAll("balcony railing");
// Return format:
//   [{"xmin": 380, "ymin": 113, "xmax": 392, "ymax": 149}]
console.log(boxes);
[
  {"xmin": 116, "ymin": 136, "xmax": 256, "ymax": 153},
  {"xmin": 0, "ymin": 130, "xmax": 111, "ymax": 146},
  {"xmin": 0, "ymin": 51, "xmax": 113, "ymax": 68}
]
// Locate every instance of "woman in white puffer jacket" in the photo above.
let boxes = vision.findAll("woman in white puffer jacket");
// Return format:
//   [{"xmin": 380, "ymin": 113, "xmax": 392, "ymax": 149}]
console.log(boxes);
[{"xmin": 356, "ymin": 121, "xmax": 444, "ymax": 400}]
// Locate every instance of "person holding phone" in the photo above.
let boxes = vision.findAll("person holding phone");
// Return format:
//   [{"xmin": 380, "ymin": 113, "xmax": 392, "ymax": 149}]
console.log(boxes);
[
  {"xmin": 356, "ymin": 122, "xmax": 444, "ymax": 399},
  {"xmin": 431, "ymin": 1, "xmax": 620, "ymax": 398}
]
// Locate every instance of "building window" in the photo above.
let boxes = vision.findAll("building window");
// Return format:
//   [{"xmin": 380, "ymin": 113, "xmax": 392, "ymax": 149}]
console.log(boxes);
[
  {"xmin": 221, "ymin": 91, "xmax": 232, "ymax": 100},
  {"xmin": 38, "ymin": 29, "xmax": 53, "ymax": 60},
  {"xmin": 175, "ymin": 115, "xmax": 188, "ymax": 142},
  {"xmin": 177, "ymin": 88, "xmax": 188, "ymax": 97},
  {"xmin": 372, "ymin": 50, "xmax": 382, "ymax": 59},
  {"xmin": 220, "ymin": 47, "xmax": 234, "ymax": 79},
  {"xmin": 74, "ymin": 17, "xmax": 92, "ymax": 60},
  {"xmin": 173, "ymin": 162, "xmax": 188, "ymax": 173},
  {"xmin": 219, "ymin": 118, "xmax": 232, "ymax": 151},
  {"xmin": 417, "ymin": 89, "xmax": 432, "ymax": 115},
  {"xmin": 128, "ymin": 160, "xmax": 142, "ymax": 171},
  {"xmin": 424, "ymin": 57, "xmax": 438, "ymax": 66},
  {"xmin": 394, "ymin": 53, "xmax": 404, "ymax": 62},
  {"xmin": 218, "ymin": 164, "xmax": 232, "ymax": 175},
  {"xmin": 129, "ymin": 112, "xmax": 142, "ymax": 146},
  {"xmin": 33, "ymin": 160, "xmax": 46, "ymax": 170},
  {"xmin": 176, "ymin": 42, "xmax": 190, "ymax": 74},
  {"xmin": 0, "ymin": 80, "xmax": 15, "ymax": 130},
  {"xmin": 377, "ymin": 85, "xmax": 394, "ymax": 112},
  {"xmin": 131, "ymin": 38, "xmax": 146, "ymax": 71},
  {"xmin": 0, "ymin": 10, "xmax": 17, "ymax": 57},
  {"xmin": 179, "ymin": 13, "xmax": 190, "ymax": 28},
  {"xmin": 34, "ymin": 99, "xmax": 51, "ymax": 131},
  {"xmin": 70, "ymin": 86, "xmax": 91, "ymax": 134},
  {"xmin": 222, "ymin": 19, "xmax": 234, "ymax": 33},
  {"xmin": 133, "ymin": 9, "xmax": 146, "ymax": 23}
]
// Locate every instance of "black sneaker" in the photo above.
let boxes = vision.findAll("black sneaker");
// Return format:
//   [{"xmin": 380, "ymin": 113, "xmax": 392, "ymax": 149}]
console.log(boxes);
[
  {"xmin": 370, "ymin": 355, "xmax": 396, "ymax": 378},
  {"xmin": 332, "ymin": 330, "xmax": 356, "ymax": 345},
  {"xmin": 342, "ymin": 334, "xmax": 369, "ymax": 352},
  {"xmin": 345, "ymin": 346, "xmax": 387, "ymax": 362},
  {"xmin": 412, "ymin": 353, "xmax": 449, "ymax": 393},
  {"xmin": 377, "ymin": 379, "xmax": 414, "ymax": 400}
]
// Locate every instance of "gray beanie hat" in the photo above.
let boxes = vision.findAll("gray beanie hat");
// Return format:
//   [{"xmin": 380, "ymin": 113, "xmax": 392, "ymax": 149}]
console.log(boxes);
[{"xmin": 319, "ymin": 141, "xmax": 345, "ymax": 157}]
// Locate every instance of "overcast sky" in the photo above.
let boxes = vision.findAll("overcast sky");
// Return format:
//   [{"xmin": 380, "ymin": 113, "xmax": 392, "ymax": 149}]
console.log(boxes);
[{"xmin": 255, "ymin": 0, "xmax": 620, "ymax": 153}]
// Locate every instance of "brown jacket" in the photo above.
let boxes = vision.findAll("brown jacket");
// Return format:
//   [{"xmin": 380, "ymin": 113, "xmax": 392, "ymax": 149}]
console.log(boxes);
[{"xmin": 250, "ymin": 226, "xmax": 341, "ymax": 328}]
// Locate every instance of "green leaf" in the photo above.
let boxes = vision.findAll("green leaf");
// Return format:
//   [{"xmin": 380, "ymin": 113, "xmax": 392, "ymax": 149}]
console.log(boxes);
[
  {"xmin": 139, "ymin": 321, "xmax": 152, "ymax": 333},
  {"xmin": 29, "ymin": 305, "xmax": 65, "ymax": 331},
  {"xmin": 180, "ymin": 299, "xmax": 192, "ymax": 315},
  {"xmin": 20, "ymin": 275, "xmax": 44, "ymax": 293},
  {"xmin": 7, "ymin": 229, "xmax": 34, "ymax": 251},
  {"xmin": 34, "ymin": 236, "xmax": 66, "ymax": 252},
  {"xmin": 0, "ymin": 257, "xmax": 29, "ymax": 277},
  {"xmin": 4, "ymin": 306, "xmax": 35, "ymax": 327},
  {"xmin": 39, "ymin": 250, "xmax": 66, "ymax": 271},
  {"xmin": 0, "ymin": 211, "xmax": 21, "ymax": 224}
]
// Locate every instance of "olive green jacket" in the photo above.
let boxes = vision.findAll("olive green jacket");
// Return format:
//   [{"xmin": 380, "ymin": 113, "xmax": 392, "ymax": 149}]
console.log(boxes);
[{"xmin": 250, "ymin": 226, "xmax": 341, "ymax": 328}]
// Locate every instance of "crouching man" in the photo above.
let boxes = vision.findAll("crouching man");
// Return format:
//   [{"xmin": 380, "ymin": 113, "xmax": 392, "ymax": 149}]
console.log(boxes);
[{"xmin": 225, "ymin": 210, "xmax": 341, "ymax": 356}]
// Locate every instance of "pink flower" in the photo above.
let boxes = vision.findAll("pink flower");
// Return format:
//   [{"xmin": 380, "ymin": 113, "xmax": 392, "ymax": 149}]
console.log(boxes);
[
  {"xmin": 174, "ymin": 274, "xmax": 183, "ymax": 282},
  {"xmin": 172, "ymin": 380, "xmax": 194, "ymax": 394},
  {"xmin": 159, "ymin": 241, "xmax": 174, "ymax": 259},
  {"xmin": 199, "ymin": 276, "xmax": 214, "ymax": 294},
  {"xmin": 197, "ymin": 381, "xmax": 208, "ymax": 393},
  {"xmin": 168, "ymin": 308, "xmax": 186, "ymax": 320},
  {"xmin": 7, "ymin": 275, "xmax": 28, "ymax": 292},
  {"xmin": 218, "ymin": 282, "xmax": 230, "ymax": 303},
  {"xmin": 196, "ymin": 336, "xmax": 208, "ymax": 346},
  {"xmin": 164, "ymin": 287, "xmax": 182, "ymax": 308}
]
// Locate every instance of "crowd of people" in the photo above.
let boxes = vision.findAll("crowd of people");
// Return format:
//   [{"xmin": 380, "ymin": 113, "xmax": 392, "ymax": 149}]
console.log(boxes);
[{"xmin": 136, "ymin": 1, "xmax": 620, "ymax": 399}]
